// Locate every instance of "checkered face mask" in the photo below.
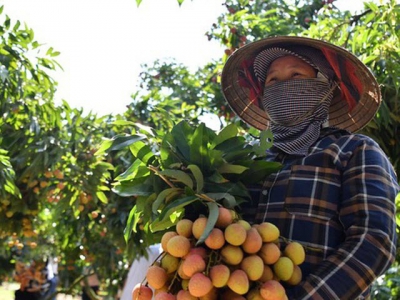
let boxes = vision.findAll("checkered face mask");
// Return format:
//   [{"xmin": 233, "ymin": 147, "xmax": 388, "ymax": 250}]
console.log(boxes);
[{"xmin": 262, "ymin": 77, "xmax": 335, "ymax": 155}]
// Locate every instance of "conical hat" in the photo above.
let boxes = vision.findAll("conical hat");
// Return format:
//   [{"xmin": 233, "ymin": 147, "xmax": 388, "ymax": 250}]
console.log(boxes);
[{"xmin": 221, "ymin": 36, "xmax": 381, "ymax": 132}]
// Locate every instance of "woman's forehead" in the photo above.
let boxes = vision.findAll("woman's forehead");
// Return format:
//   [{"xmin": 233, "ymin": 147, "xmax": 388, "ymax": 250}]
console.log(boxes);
[{"xmin": 268, "ymin": 55, "xmax": 315, "ymax": 71}]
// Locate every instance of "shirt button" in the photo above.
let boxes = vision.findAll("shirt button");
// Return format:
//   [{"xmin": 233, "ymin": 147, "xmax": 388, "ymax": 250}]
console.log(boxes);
[{"xmin": 262, "ymin": 190, "xmax": 268, "ymax": 196}]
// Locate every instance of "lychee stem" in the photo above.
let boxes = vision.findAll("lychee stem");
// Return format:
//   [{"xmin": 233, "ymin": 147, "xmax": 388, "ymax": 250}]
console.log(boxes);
[{"xmin": 148, "ymin": 165, "xmax": 175, "ymax": 188}]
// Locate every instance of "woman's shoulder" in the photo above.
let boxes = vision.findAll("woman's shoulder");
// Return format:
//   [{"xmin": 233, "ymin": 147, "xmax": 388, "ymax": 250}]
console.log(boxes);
[
  {"xmin": 313, "ymin": 128, "xmax": 388, "ymax": 163},
  {"xmin": 320, "ymin": 127, "xmax": 379, "ymax": 147}
]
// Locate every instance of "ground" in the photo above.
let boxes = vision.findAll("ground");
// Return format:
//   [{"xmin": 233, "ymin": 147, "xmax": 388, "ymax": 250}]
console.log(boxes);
[{"xmin": 0, "ymin": 282, "xmax": 80, "ymax": 300}]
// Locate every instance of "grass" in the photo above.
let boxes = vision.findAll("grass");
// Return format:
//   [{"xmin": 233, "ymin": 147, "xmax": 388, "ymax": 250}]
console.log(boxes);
[
  {"xmin": 0, "ymin": 282, "xmax": 18, "ymax": 300},
  {"xmin": 0, "ymin": 288, "xmax": 15, "ymax": 300}
]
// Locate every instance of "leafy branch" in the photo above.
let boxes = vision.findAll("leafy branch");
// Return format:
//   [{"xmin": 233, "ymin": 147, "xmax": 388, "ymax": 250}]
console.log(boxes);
[{"xmin": 101, "ymin": 120, "xmax": 281, "ymax": 245}]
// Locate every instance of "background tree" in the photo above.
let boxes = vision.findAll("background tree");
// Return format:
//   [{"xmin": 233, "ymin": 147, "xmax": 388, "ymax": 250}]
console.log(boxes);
[{"xmin": 0, "ymin": 8, "xmax": 133, "ymax": 296}]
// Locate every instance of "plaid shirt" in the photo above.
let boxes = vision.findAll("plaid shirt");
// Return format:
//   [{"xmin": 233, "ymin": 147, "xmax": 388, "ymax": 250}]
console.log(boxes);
[{"xmin": 245, "ymin": 128, "xmax": 399, "ymax": 299}]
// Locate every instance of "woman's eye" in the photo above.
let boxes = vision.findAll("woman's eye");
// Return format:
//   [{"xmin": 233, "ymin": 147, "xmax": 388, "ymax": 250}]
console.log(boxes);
[{"xmin": 265, "ymin": 78, "xmax": 276, "ymax": 85}]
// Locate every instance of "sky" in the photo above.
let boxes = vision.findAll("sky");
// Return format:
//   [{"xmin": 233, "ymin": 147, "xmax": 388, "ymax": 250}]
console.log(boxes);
[{"xmin": 1, "ymin": 0, "xmax": 367, "ymax": 116}]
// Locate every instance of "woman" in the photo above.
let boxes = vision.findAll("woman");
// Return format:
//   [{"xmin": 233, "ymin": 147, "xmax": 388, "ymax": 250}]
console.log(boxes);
[
  {"xmin": 221, "ymin": 36, "xmax": 399, "ymax": 299},
  {"xmin": 81, "ymin": 266, "xmax": 100, "ymax": 300},
  {"xmin": 14, "ymin": 260, "xmax": 42, "ymax": 300}
]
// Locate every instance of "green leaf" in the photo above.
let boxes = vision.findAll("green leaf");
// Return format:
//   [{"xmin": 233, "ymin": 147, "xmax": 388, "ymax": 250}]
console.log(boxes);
[
  {"xmin": 213, "ymin": 123, "xmax": 238, "ymax": 146},
  {"xmin": 362, "ymin": 54, "xmax": 379, "ymax": 65},
  {"xmin": 160, "ymin": 132, "xmax": 180, "ymax": 167},
  {"xmin": 152, "ymin": 208, "xmax": 185, "ymax": 232},
  {"xmin": 207, "ymin": 172, "xmax": 229, "ymax": 184},
  {"xmin": 115, "ymin": 159, "xmax": 149, "ymax": 181},
  {"xmin": 389, "ymin": 112, "xmax": 400, "ymax": 123},
  {"xmin": 364, "ymin": 11, "xmax": 376, "ymax": 24},
  {"xmin": 253, "ymin": 130, "xmax": 274, "ymax": 156},
  {"xmin": 45, "ymin": 47, "xmax": 53, "ymax": 56},
  {"xmin": 124, "ymin": 205, "xmax": 138, "ymax": 243},
  {"xmin": 139, "ymin": 193, "xmax": 157, "ymax": 224},
  {"xmin": 159, "ymin": 169, "xmax": 194, "ymax": 189},
  {"xmin": 129, "ymin": 141, "xmax": 155, "ymax": 165},
  {"xmin": 205, "ymin": 192, "xmax": 237, "ymax": 209},
  {"xmin": 223, "ymin": 149, "xmax": 254, "ymax": 162},
  {"xmin": 134, "ymin": 123, "xmax": 155, "ymax": 136},
  {"xmin": 217, "ymin": 164, "xmax": 248, "ymax": 174},
  {"xmin": 187, "ymin": 164, "xmax": 204, "ymax": 193},
  {"xmin": 171, "ymin": 121, "xmax": 192, "ymax": 161},
  {"xmin": 152, "ymin": 188, "xmax": 181, "ymax": 214},
  {"xmin": 107, "ymin": 134, "xmax": 147, "ymax": 153},
  {"xmin": 158, "ymin": 196, "xmax": 197, "ymax": 221},
  {"xmin": 196, "ymin": 202, "xmax": 219, "ymax": 245},
  {"xmin": 113, "ymin": 120, "xmax": 155, "ymax": 136},
  {"xmin": 240, "ymin": 161, "xmax": 282, "ymax": 184},
  {"xmin": 112, "ymin": 180, "xmax": 153, "ymax": 197},
  {"xmin": 96, "ymin": 191, "xmax": 108, "ymax": 204},
  {"xmin": 214, "ymin": 136, "xmax": 247, "ymax": 154},
  {"xmin": 93, "ymin": 140, "xmax": 112, "ymax": 156},
  {"xmin": 204, "ymin": 181, "xmax": 250, "ymax": 199},
  {"xmin": 190, "ymin": 123, "xmax": 211, "ymax": 170},
  {"xmin": 69, "ymin": 191, "xmax": 79, "ymax": 206},
  {"xmin": 207, "ymin": 149, "xmax": 225, "ymax": 169},
  {"xmin": 150, "ymin": 214, "xmax": 177, "ymax": 232},
  {"xmin": 113, "ymin": 120, "xmax": 137, "ymax": 126},
  {"xmin": 152, "ymin": 196, "xmax": 198, "ymax": 232},
  {"xmin": 221, "ymin": 195, "xmax": 237, "ymax": 209}
]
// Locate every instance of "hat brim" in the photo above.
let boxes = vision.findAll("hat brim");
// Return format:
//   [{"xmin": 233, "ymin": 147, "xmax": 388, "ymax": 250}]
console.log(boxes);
[{"xmin": 221, "ymin": 36, "xmax": 381, "ymax": 132}]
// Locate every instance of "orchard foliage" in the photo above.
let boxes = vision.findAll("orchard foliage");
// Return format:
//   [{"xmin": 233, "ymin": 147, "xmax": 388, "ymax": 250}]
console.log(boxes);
[
  {"xmin": 0, "ymin": 7, "xmax": 133, "ymax": 296},
  {"xmin": 125, "ymin": 60, "xmax": 224, "ymax": 131},
  {"xmin": 0, "ymin": 1, "xmax": 399, "ymax": 299}
]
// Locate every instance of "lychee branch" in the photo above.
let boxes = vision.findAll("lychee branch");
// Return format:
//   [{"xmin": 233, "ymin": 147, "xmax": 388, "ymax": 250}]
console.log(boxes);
[
  {"xmin": 148, "ymin": 165, "xmax": 176, "ymax": 188},
  {"xmin": 195, "ymin": 193, "xmax": 218, "ymax": 203},
  {"xmin": 167, "ymin": 260, "xmax": 182, "ymax": 292}
]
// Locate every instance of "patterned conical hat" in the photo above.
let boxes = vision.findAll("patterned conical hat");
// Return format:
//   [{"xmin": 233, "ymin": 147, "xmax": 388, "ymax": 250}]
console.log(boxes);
[{"xmin": 221, "ymin": 36, "xmax": 381, "ymax": 132}]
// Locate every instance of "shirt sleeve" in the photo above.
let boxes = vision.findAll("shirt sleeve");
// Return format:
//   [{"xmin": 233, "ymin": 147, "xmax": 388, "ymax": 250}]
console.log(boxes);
[{"xmin": 289, "ymin": 137, "xmax": 399, "ymax": 299}]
